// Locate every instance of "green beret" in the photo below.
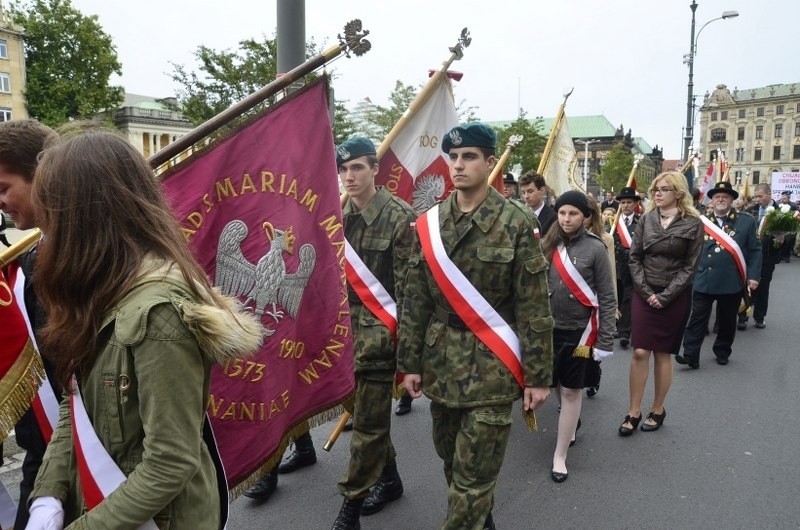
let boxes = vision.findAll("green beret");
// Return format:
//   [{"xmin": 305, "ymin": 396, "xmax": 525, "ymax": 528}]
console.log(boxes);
[
  {"xmin": 336, "ymin": 136, "xmax": 376, "ymax": 167},
  {"xmin": 441, "ymin": 122, "xmax": 496, "ymax": 153}
]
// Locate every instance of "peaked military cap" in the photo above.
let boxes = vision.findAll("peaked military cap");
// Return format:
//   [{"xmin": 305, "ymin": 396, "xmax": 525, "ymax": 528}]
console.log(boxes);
[
  {"xmin": 441, "ymin": 122, "xmax": 496, "ymax": 153},
  {"xmin": 616, "ymin": 187, "xmax": 641, "ymax": 201},
  {"xmin": 336, "ymin": 136, "xmax": 377, "ymax": 167},
  {"xmin": 503, "ymin": 172, "xmax": 516, "ymax": 184},
  {"xmin": 706, "ymin": 180, "xmax": 739, "ymax": 200}
]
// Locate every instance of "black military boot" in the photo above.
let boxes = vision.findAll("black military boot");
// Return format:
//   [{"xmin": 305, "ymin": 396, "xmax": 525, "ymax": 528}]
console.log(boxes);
[
  {"xmin": 395, "ymin": 393, "xmax": 413, "ymax": 416},
  {"xmin": 361, "ymin": 459, "xmax": 404, "ymax": 515},
  {"xmin": 278, "ymin": 432, "xmax": 317, "ymax": 474},
  {"xmin": 484, "ymin": 511, "xmax": 496, "ymax": 530},
  {"xmin": 331, "ymin": 498, "xmax": 363, "ymax": 530},
  {"xmin": 242, "ymin": 469, "xmax": 278, "ymax": 501}
]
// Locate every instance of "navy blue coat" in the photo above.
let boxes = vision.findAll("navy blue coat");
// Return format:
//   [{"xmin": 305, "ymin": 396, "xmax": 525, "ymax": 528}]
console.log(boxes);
[{"xmin": 693, "ymin": 210, "xmax": 761, "ymax": 295}]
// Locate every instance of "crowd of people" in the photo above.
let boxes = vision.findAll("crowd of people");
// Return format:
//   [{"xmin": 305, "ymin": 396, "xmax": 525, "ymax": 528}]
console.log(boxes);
[{"xmin": 1, "ymin": 116, "xmax": 798, "ymax": 530}]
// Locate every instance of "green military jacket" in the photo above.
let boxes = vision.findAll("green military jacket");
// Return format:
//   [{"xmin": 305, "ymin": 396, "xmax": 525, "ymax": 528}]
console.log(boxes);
[
  {"xmin": 344, "ymin": 186, "xmax": 415, "ymax": 374},
  {"xmin": 31, "ymin": 263, "xmax": 263, "ymax": 529},
  {"xmin": 397, "ymin": 187, "xmax": 554, "ymax": 407}
]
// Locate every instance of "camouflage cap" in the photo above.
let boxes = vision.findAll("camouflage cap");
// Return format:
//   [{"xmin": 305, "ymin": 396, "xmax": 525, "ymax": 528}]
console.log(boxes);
[
  {"xmin": 336, "ymin": 135, "xmax": 376, "ymax": 167},
  {"xmin": 441, "ymin": 122, "xmax": 496, "ymax": 153}
]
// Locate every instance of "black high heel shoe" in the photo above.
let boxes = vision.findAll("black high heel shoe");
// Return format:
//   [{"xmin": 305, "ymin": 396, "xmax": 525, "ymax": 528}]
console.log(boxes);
[
  {"xmin": 618, "ymin": 413, "xmax": 641, "ymax": 437},
  {"xmin": 640, "ymin": 409, "xmax": 666, "ymax": 432}
]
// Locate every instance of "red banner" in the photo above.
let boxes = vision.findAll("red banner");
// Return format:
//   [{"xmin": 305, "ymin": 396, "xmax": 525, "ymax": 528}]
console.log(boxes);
[{"xmin": 161, "ymin": 80, "xmax": 355, "ymax": 489}]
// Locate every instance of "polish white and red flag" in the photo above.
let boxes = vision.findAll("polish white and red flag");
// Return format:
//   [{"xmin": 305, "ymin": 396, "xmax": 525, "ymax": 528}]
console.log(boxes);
[{"xmin": 375, "ymin": 76, "xmax": 459, "ymax": 215}]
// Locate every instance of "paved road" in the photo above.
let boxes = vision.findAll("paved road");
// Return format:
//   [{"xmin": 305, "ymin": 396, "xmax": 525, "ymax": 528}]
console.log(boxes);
[{"xmin": 3, "ymin": 228, "xmax": 799, "ymax": 528}]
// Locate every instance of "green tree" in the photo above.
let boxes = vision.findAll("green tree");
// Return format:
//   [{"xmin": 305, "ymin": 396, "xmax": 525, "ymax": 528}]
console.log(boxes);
[
  {"xmin": 170, "ymin": 35, "xmax": 356, "ymax": 141},
  {"xmin": 363, "ymin": 80, "xmax": 417, "ymax": 139},
  {"xmin": 597, "ymin": 142, "xmax": 634, "ymax": 193},
  {"xmin": 11, "ymin": 0, "xmax": 124, "ymax": 126},
  {"xmin": 493, "ymin": 110, "xmax": 546, "ymax": 173}
]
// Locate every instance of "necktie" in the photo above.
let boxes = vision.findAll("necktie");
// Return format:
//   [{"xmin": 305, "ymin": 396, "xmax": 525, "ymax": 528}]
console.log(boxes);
[
  {"xmin": 758, "ymin": 206, "xmax": 765, "ymax": 223},
  {"xmin": 625, "ymin": 216, "xmax": 631, "ymax": 226}
]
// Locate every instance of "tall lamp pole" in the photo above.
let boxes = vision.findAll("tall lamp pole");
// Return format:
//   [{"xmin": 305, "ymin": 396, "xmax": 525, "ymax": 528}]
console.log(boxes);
[
  {"xmin": 682, "ymin": 1, "xmax": 739, "ymax": 189},
  {"xmin": 576, "ymin": 139, "xmax": 599, "ymax": 190}
]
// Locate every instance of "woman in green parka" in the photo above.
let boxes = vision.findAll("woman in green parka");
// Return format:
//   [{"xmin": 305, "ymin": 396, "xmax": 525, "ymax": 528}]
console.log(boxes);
[{"xmin": 26, "ymin": 130, "xmax": 263, "ymax": 530}]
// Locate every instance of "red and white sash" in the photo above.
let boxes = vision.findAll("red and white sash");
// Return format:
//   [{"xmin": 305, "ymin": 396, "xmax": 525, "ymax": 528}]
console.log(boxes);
[
  {"xmin": 9, "ymin": 263, "xmax": 60, "ymax": 441},
  {"xmin": 700, "ymin": 216, "xmax": 747, "ymax": 286},
  {"xmin": 344, "ymin": 240, "xmax": 397, "ymax": 338},
  {"xmin": 552, "ymin": 243, "xmax": 599, "ymax": 351},
  {"xmin": 416, "ymin": 205, "xmax": 524, "ymax": 388},
  {"xmin": 615, "ymin": 216, "xmax": 633, "ymax": 249},
  {"xmin": 70, "ymin": 376, "xmax": 159, "ymax": 529}
]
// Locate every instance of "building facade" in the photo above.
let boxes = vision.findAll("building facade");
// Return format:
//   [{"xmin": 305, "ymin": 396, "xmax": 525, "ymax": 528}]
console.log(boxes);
[
  {"xmin": 0, "ymin": 8, "xmax": 28, "ymax": 122},
  {"xmin": 96, "ymin": 94, "xmax": 195, "ymax": 160},
  {"xmin": 698, "ymin": 82, "xmax": 800, "ymax": 188}
]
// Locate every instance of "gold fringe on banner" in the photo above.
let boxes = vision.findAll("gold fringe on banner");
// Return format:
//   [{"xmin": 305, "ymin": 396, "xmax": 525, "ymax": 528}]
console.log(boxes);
[
  {"xmin": 0, "ymin": 341, "xmax": 46, "ymax": 441},
  {"xmin": 572, "ymin": 345, "xmax": 592, "ymax": 359},
  {"xmin": 523, "ymin": 408, "xmax": 538, "ymax": 432}
]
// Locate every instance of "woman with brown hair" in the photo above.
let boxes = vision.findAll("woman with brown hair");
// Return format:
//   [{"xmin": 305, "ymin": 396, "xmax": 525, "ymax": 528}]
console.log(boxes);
[
  {"xmin": 619, "ymin": 171, "xmax": 703, "ymax": 435},
  {"xmin": 540, "ymin": 191, "xmax": 616, "ymax": 483},
  {"xmin": 25, "ymin": 130, "xmax": 263, "ymax": 529}
]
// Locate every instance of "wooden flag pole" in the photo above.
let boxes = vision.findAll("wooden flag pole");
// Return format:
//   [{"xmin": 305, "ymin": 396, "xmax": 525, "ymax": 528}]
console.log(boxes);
[
  {"xmin": 375, "ymin": 28, "xmax": 472, "ymax": 160},
  {"xmin": 488, "ymin": 135, "xmax": 524, "ymax": 187},
  {"xmin": 536, "ymin": 88, "xmax": 574, "ymax": 175},
  {"xmin": 611, "ymin": 154, "xmax": 644, "ymax": 228},
  {"xmin": 0, "ymin": 229, "xmax": 42, "ymax": 268},
  {"xmin": 149, "ymin": 20, "xmax": 371, "ymax": 169}
]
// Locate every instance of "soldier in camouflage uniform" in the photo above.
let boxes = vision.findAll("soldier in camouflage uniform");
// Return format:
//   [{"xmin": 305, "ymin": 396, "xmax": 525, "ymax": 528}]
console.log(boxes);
[
  {"xmin": 331, "ymin": 136, "xmax": 415, "ymax": 530},
  {"xmin": 398, "ymin": 123, "xmax": 553, "ymax": 530}
]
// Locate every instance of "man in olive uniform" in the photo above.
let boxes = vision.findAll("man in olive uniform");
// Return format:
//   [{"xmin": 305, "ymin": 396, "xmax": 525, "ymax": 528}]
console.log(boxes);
[
  {"xmin": 398, "ymin": 123, "xmax": 553, "ymax": 530},
  {"xmin": 677, "ymin": 181, "xmax": 761, "ymax": 368},
  {"xmin": 331, "ymin": 136, "xmax": 416, "ymax": 530}
]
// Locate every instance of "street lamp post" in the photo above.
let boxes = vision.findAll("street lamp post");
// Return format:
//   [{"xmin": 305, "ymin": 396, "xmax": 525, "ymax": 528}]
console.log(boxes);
[
  {"xmin": 682, "ymin": 1, "xmax": 739, "ymax": 190},
  {"xmin": 576, "ymin": 139, "xmax": 599, "ymax": 191}
]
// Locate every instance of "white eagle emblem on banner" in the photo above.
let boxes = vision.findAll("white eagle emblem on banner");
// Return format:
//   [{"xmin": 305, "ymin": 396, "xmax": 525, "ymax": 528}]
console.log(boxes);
[
  {"xmin": 412, "ymin": 174, "xmax": 446, "ymax": 214},
  {"xmin": 215, "ymin": 220, "xmax": 316, "ymax": 332}
]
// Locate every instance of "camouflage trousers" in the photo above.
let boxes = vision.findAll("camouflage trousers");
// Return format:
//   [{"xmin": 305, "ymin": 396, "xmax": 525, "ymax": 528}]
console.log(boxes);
[
  {"xmin": 337, "ymin": 371, "xmax": 397, "ymax": 500},
  {"xmin": 430, "ymin": 401, "xmax": 513, "ymax": 530}
]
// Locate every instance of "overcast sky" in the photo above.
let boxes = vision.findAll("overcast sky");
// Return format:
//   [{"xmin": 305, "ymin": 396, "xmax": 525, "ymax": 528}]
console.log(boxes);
[{"xmin": 70, "ymin": 0, "xmax": 798, "ymax": 159}]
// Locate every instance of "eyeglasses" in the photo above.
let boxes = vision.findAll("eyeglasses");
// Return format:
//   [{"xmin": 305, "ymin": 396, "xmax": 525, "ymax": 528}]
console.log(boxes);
[{"xmin": 654, "ymin": 187, "xmax": 674, "ymax": 194}]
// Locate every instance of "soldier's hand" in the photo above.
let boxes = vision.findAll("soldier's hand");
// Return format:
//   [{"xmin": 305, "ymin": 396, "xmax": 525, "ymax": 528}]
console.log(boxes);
[
  {"xmin": 402, "ymin": 374, "xmax": 423, "ymax": 398},
  {"xmin": 523, "ymin": 386, "xmax": 549, "ymax": 411}
]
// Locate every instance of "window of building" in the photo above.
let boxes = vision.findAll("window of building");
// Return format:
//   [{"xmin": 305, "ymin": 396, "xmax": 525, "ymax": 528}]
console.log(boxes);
[
  {"xmin": 735, "ymin": 147, "xmax": 744, "ymax": 162},
  {"xmin": 721, "ymin": 111, "xmax": 728, "ymax": 120},
  {"xmin": 0, "ymin": 40, "xmax": 6, "ymax": 59},
  {"xmin": 795, "ymin": 122, "xmax": 800, "ymax": 137},
  {"xmin": 710, "ymin": 128, "xmax": 726, "ymax": 142},
  {"xmin": 734, "ymin": 170, "xmax": 742, "ymax": 182},
  {"xmin": 737, "ymin": 127, "xmax": 745, "ymax": 141},
  {"xmin": 757, "ymin": 107, "xmax": 765, "ymax": 117},
  {"xmin": 739, "ymin": 109, "xmax": 746, "ymax": 118},
  {"xmin": 756, "ymin": 125, "xmax": 763, "ymax": 139},
  {"xmin": 773, "ymin": 146, "xmax": 781, "ymax": 160},
  {"xmin": 776, "ymin": 104, "xmax": 784, "ymax": 115},
  {"xmin": 0, "ymin": 73, "xmax": 9, "ymax": 93},
  {"xmin": 0, "ymin": 108, "xmax": 10, "ymax": 121},
  {"xmin": 793, "ymin": 145, "xmax": 800, "ymax": 160},
  {"xmin": 754, "ymin": 148, "xmax": 762, "ymax": 161},
  {"xmin": 775, "ymin": 123, "xmax": 783, "ymax": 138},
  {"xmin": 711, "ymin": 111, "xmax": 718, "ymax": 121},
  {"xmin": 752, "ymin": 170, "xmax": 760, "ymax": 184}
]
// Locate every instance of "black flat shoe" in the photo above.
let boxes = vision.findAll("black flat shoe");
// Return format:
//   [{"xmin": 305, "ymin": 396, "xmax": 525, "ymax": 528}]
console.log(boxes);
[
  {"xmin": 618, "ymin": 413, "xmax": 641, "ymax": 437},
  {"xmin": 716, "ymin": 357, "xmax": 729, "ymax": 365},
  {"xmin": 551, "ymin": 470, "xmax": 568, "ymax": 483},
  {"xmin": 640, "ymin": 409, "xmax": 666, "ymax": 432},
  {"xmin": 675, "ymin": 355, "xmax": 699, "ymax": 369}
]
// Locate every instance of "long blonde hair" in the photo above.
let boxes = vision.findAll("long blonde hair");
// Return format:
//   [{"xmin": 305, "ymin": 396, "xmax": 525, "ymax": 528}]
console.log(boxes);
[{"xmin": 646, "ymin": 171, "xmax": 699, "ymax": 218}]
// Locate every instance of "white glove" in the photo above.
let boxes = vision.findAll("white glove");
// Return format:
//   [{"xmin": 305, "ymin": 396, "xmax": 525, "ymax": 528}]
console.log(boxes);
[
  {"xmin": 25, "ymin": 496, "xmax": 64, "ymax": 530},
  {"xmin": 593, "ymin": 348, "xmax": 613, "ymax": 362}
]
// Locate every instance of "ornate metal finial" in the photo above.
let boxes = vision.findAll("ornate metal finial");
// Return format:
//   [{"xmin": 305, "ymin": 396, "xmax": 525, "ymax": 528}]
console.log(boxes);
[
  {"xmin": 338, "ymin": 19, "xmax": 371, "ymax": 58},
  {"xmin": 448, "ymin": 27, "xmax": 471, "ymax": 60},
  {"xmin": 507, "ymin": 134, "xmax": 523, "ymax": 149},
  {"xmin": 633, "ymin": 153, "xmax": 645, "ymax": 165}
]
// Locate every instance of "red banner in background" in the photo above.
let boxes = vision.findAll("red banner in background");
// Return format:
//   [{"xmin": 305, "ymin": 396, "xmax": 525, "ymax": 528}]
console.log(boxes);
[{"xmin": 161, "ymin": 80, "xmax": 354, "ymax": 489}]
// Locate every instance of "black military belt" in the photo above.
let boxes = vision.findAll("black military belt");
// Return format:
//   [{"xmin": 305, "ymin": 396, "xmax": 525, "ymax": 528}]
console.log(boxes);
[{"xmin": 433, "ymin": 306, "xmax": 468, "ymax": 330}]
